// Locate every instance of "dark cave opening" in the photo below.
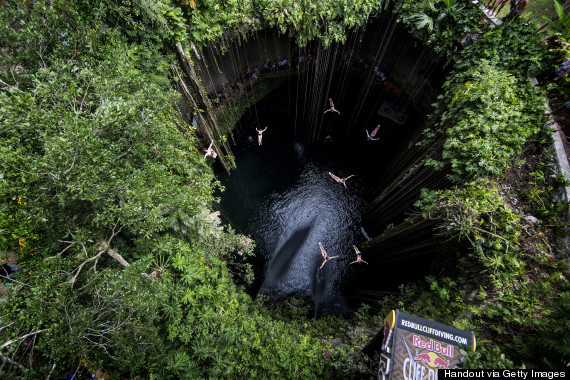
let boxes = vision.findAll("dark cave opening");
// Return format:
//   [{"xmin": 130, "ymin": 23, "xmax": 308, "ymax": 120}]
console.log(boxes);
[{"xmin": 208, "ymin": 19, "xmax": 449, "ymax": 315}]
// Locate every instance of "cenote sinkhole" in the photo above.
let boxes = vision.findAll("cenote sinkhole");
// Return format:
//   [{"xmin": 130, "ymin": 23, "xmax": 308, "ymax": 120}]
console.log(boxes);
[{"xmin": 215, "ymin": 66, "xmax": 438, "ymax": 316}]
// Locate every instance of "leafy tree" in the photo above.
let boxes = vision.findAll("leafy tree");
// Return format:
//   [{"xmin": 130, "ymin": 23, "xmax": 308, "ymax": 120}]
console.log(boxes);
[
  {"xmin": 393, "ymin": 0, "xmax": 485, "ymax": 55},
  {"xmin": 423, "ymin": 60, "xmax": 546, "ymax": 181},
  {"xmin": 0, "ymin": 2, "xmax": 339, "ymax": 378},
  {"xmin": 254, "ymin": 0, "xmax": 388, "ymax": 47}
]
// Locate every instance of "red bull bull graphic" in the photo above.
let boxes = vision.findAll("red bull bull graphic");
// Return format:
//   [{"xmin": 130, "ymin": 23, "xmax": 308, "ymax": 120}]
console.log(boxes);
[
  {"xmin": 377, "ymin": 310, "xmax": 475, "ymax": 380},
  {"xmin": 414, "ymin": 351, "xmax": 431, "ymax": 364}
]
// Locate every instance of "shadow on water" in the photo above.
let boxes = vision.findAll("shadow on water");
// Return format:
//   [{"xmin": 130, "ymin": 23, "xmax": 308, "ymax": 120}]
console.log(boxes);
[
  {"xmin": 220, "ymin": 138, "xmax": 365, "ymax": 316},
  {"xmin": 259, "ymin": 222, "xmax": 314, "ymax": 291}
]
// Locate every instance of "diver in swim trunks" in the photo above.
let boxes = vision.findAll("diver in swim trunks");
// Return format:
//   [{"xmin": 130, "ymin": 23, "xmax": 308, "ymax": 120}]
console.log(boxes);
[
  {"xmin": 328, "ymin": 172, "xmax": 355, "ymax": 188},
  {"xmin": 366, "ymin": 125, "xmax": 381, "ymax": 141},
  {"xmin": 256, "ymin": 127, "xmax": 267, "ymax": 145},
  {"xmin": 324, "ymin": 98, "xmax": 341, "ymax": 115},
  {"xmin": 350, "ymin": 245, "xmax": 368, "ymax": 265},
  {"xmin": 318, "ymin": 242, "xmax": 339, "ymax": 269}
]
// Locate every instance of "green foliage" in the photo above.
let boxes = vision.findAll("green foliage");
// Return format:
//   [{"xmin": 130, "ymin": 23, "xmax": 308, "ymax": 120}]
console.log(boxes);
[
  {"xmin": 417, "ymin": 180, "xmax": 524, "ymax": 283},
  {"xmin": 254, "ymin": 0, "xmax": 388, "ymax": 47},
  {"xmin": 457, "ymin": 22, "xmax": 552, "ymax": 78},
  {"xmin": 414, "ymin": 176, "xmax": 569, "ymax": 368},
  {"xmin": 394, "ymin": 0, "xmax": 485, "ymax": 55},
  {"xmin": 511, "ymin": 289, "xmax": 570, "ymax": 368},
  {"xmin": 0, "ymin": 36, "xmax": 217, "ymax": 250},
  {"xmin": 460, "ymin": 345, "xmax": 518, "ymax": 369},
  {"xmin": 184, "ymin": 0, "xmax": 258, "ymax": 46},
  {"xmin": 1, "ymin": 0, "xmax": 566, "ymax": 376},
  {"xmin": 1, "ymin": 236, "xmax": 333, "ymax": 378},
  {"xmin": 424, "ymin": 60, "xmax": 546, "ymax": 181},
  {"xmin": 521, "ymin": 162, "xmax": 570, "ymax": 227},
  {"xmin": 162, "ymin": 6, "xmax": 189, "ymax": 42},
  {"xmin": 0, "ymin": 3, "xmax": 340, "ymax": 378},
  {"xmin": 541, "ymin": 0, "xmax": 570, "ymax": 37}
]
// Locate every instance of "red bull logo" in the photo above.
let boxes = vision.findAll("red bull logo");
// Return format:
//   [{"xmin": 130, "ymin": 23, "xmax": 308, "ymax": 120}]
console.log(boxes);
[
  {"xmin": 413, "ymin": 350, "xmax": 451, "ymax": 370},
  {"xmin": 414, "ymin": 350, "xmax": 431, "ymax": 364},
  {"xmin": 412, "ymin": 335, "xmax": 454, "ymax": 358},
  {"xmin": 433, "ymin": 357, "xmax": 450, "ymax": 369}
]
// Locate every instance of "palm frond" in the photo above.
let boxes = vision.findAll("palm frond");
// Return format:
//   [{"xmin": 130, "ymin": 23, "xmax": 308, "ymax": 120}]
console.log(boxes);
[{"xmin": 409, "ymin": 13, "xmax": 434, "ymax": 30}]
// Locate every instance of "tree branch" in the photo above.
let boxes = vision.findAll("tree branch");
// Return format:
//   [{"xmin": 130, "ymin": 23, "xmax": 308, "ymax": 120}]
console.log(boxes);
[
  {"xmin": 1, "ymin": 329, "xmax": 48, "ymax": 349},
  {"xmin": 67, "ymin": 246, "xmax": 105, "ymax": 286},
  {"xmin": 45, "ymin": 241, "xmax": 76, "ymax": 260},
  {"xmin": 0, "ymin": 78, "xmax": 23, "ymax": 93},
  {"xmin": 67, "ymin": 223, "xmax": 129, "ymax": 285},
  {"xmin": 105, "ymin": 245, "xmax": 130, "ymax": 268},
  {"xmin": 0, "ymin": 352, "xmax": 26, "ymax": 372},
  {"xmin": 46, "ymin": 362, "xmax": 56, "ymax": 380}
]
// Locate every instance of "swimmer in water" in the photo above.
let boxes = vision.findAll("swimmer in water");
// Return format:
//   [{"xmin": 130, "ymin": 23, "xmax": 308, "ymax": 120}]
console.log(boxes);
[
  {"xmin": 319, "ymin": 242, "xmax": 339, "ymax": 269},
  {"xmin": 350, "ymin": 245, "xmax": 368, "ymax": 265},
  {"xmin": 256, "ymin": 127, "xmax": 267, "ymax": 146},
  {"xmin": 323, "ymin": 98, "xmax": 341, "ymax": 115},
  {"xmin": 328, "ymin": 172, "xmax": 355, "ymax": 188},
  {"xmin": 203, "ymin": 140, "xmax": 217, "ymax": 159},
  {"xmin": 366, "ymin": 125, "xmax": 380, "ymax": 141}
]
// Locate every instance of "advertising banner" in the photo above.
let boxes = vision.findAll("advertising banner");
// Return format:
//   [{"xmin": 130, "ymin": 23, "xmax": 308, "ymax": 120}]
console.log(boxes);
[{"xmin": 378, "ymin": 310, "xmax": 475, "ymax": 380}]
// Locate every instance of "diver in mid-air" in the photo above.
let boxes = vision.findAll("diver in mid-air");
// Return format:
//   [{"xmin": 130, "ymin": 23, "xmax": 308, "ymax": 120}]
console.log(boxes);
[
  {"xmin": 350, "ymin": 245, "xmax": 368, "ymax": 265},
  {"xmin": 318, "ymin": 242, "xmax": 339, "ymax": 269},
  {"xmin": 256, "ymin": 126, "xmax": 267, "ymax": 145},
  {"xmin": 328, "ymin": 172, "xmax": 355, "ymax": 188},
  {"xmin": 366, "ymin": 125, "xmax": 381, "ymax": 141},
  {"xmin": 323, "ymin": 98, "xmax": 341, "ymax": 115}
]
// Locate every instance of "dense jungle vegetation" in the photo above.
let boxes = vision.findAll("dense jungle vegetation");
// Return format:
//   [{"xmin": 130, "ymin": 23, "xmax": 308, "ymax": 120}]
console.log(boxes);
[{"xmin": 0, "ymin": 0, "xmax": 568, "ymax": 378}]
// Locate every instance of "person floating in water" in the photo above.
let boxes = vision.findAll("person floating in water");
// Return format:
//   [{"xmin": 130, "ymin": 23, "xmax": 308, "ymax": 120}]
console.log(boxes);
[
  {"xmin": 256, "ymin": 127, "xmax": 267, "ymax": 146},
  {"xmin": 318, "ymin": 242, "xmax": 339, "ymax": 269},
  {"xmin": 328, "ymin": 172, "xmax": 355, "ymax": 188},
  {"xmin": 366, "ymin": 125, "xmax": 381, "ymax": 141},
  {"xmin": 203, "ymin": 140, "xmax": 217, "ymax": 160},
  {"xmin": 323, "ymin": 98, "xmax": 341, "ymax": 115},
  {"xmin": 350, "ymin": 245, "xmax": 368, "ymax": 265}
]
